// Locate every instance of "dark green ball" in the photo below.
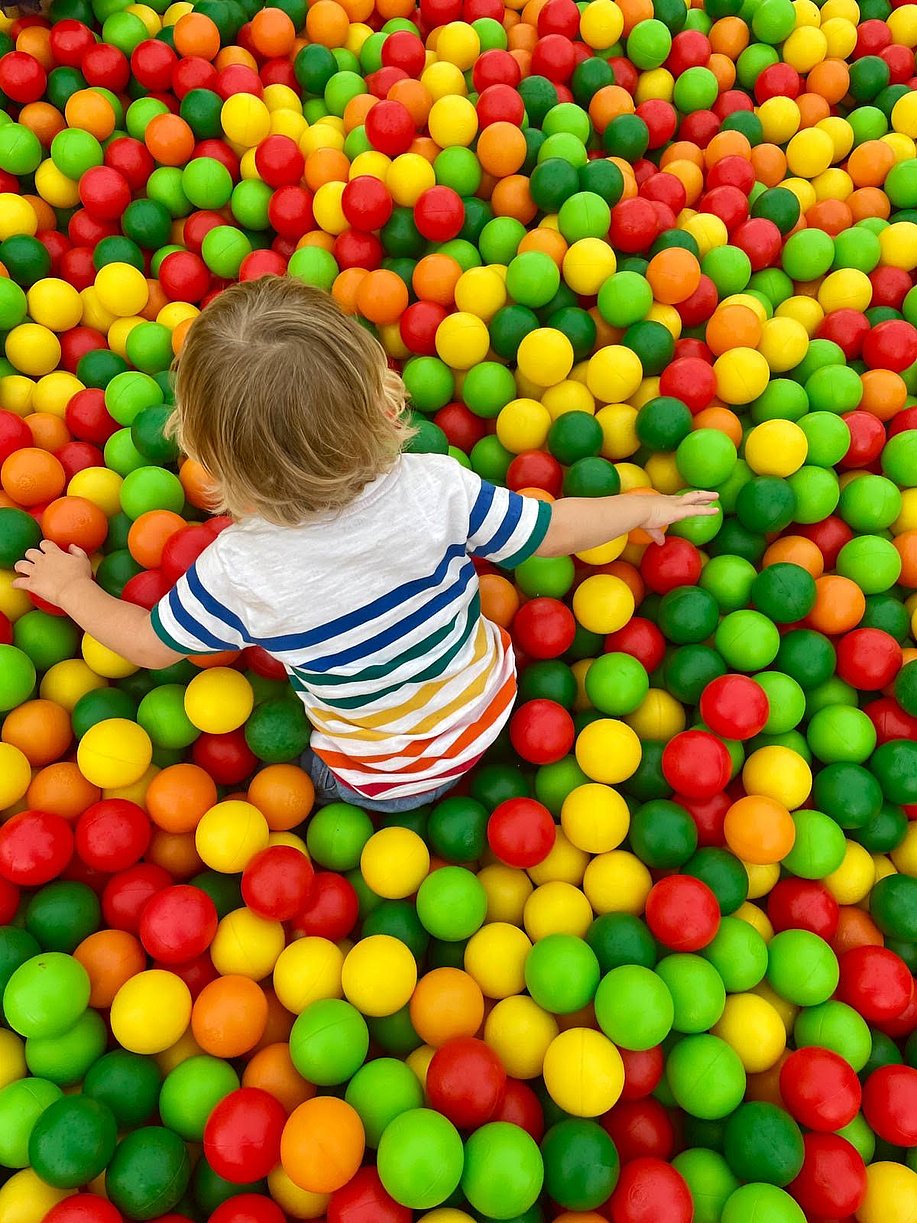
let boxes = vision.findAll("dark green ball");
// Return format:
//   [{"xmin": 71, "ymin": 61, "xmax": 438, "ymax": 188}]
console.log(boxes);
[
  {"xmin": 244, "ymin": 699, "xmax": 311, "ymax": 763},
  {"xmin": 586, "ymin": 912, "xmax": 657, "ymax": 972},
  {"xmin": 563, "ymin": 456, "xmax": 621, "ymax": 498},
  {"xmin": 656, "ymin": 586, "xmax": 720, "ymax": 645},
  {"xmin": 548, "ymin": 411, "xmax": 603, "ymax": 464},
  {"xmin": 664, "ymin": 644, "xmax": 727, "ymax": 704},
  {"xmin": 541, "ymin": 1119, "xmax": 620, "ymax": 1211},
  {"xmin": 82, "ymin": 1051, "xmax": 162, "ymax": 1130},
  {"xmin": 29, "ymin": 1096, "xmax": 118, "ymax": 1189},
  {"xmin": 25, "ymin": 882, "xmax": 100, "ymax": 953},
  {"xmin": 750, "ymin": 563, "xmax": 817, "ymax": 623},
  {"xmin": 775, "ymin": 630, "xmax": 837, "ymax": 689},
  {"xmin": 630, "ymin": 800, "xmax": 698, "ymax": 869},
  {"xmin": 636, "ymin": 396, "xmax": 693, "ymax": 450},
  {"xmin": 427, "ymin": 796, "xmax": 489, "ymax": 863},
  {"xmin": 0, "ymin": 507, "xmax": 41, "ymax": 567},
  {"xmin": 870, "ymin": 873, "xmax": 917, "ymax": 942},
  {"xmin": 723, "ymin": 1102, "xmax": 804, "ymax": 1186},
  {"xmin": 106, "ymin": 1127, "xmax": 192, "ymax": 1221},
  {"xmin": 684, "ymin": 847, "xmax": 749, "ymax": 916}
]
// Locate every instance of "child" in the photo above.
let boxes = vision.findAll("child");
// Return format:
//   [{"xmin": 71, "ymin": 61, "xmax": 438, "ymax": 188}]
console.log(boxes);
[{"xmin": 14, "ymin": 277, "xmax": 718, "ymax": 813}]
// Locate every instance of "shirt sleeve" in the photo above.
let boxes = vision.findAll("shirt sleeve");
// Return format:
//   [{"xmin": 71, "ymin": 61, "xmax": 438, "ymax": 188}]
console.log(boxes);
[
  {"xmin": 456, "ymin": 464, "xmax": 553, "ymax": 568},
  {"xmin": 150, "ymin": 541, "xmax": 250, "ymax": 655}
]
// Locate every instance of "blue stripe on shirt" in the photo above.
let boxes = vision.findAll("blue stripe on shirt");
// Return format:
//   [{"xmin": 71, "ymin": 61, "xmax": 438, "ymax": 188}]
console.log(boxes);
[
  {"xmin": 471, "ymin": 492, "xmax": 523, "ymax": 559},
  {"xmin": 468, "ymin": 480, "xmax": 495, "ymax": 538}
]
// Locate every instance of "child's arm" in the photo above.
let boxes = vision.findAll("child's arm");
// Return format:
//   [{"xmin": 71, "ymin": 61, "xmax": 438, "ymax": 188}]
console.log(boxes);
[
  {"xmin": 535, "ymin": 490, "xmax": 719, "ymax": 557},
  {"xmin": 13, "ymin": 542, "xmax": 186, "ymax": 670}
]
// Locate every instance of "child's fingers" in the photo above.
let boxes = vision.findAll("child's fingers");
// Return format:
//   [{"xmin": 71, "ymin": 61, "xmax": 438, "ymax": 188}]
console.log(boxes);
[
  {"xmin": 681, "ymin": 490, "xmax": 718, "ymax": 503},
  {"xmin": 647, "ymin": 528, "xmax": 665, "ymax": 545},
  {"xmin": 68, "ymin": 545, "xmax": 89, "ymax": 559}
]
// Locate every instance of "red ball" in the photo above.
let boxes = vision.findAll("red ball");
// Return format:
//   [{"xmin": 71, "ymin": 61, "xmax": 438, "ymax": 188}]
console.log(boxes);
[
  {"xmin": 472, "ymin": 49, "xmax": 521, "ymax": 92},
  {"xmin": 487, "ymin": 797, "xmax": 556, "ymax": 868},
  {"xmin": 619, "ymin": 1046, "xmax": 665, "ymax": 1101},
  {"xmin": 865, "ymin": 696, "xmax": 917, "ymax": 746},
  {"xmin": 754, "ymin": 61, "xmax": 802, "ymax": 102},
  {"xmin": 610, "ymin": 197, "xmax": 659, "ymax": 253},
  {"xmin": 131, "ymin": 39, "xmax": 177, "ymax": 92},
  {"xmin": 241, "ymin": 845, "xmax": 315, "ymax": 921},
  {"xmin": 289, "ymin": 871, "xmax": 359, "ymax": 941},
  {"xmin": 43, "ymin": 1195, "xmax": 124, "ymax": 1223},
  {"xmin": 209, "ymin": 1195, "xmax": 287, "ymax": 1223},
  {"xmin": 333, "ymin": 229, "xmax": 383, "ymax": 271},
  {"xmin": 413, "ymin": 186, "xmax": 464, "ymax": 242},
  {"xmin": 78, "ymin": 166, "xmax": 132, "ymax": 221},
  {"xmin": 254, "ymin": 134, "xmax": 305, "ymax": 188},
  {"xmin": 0, "ymin": 810, "xmax": 74, "ymax": 887},
  {"xmin": 602, "ymin": 1097, "xmax": 676, "ymax": 1163},
  {"xmin": 509, "ymin": 699, "xmax": 574, "ymax": 765},
  {"xmin": 640, "ymin": 537, "xmax": 703, "ymax": 593},
  {"xmin": 506, "ymin": 450, "xmax": 564, "ymax": 498},
  {"xmin": 381, "ymin": 30, "xmax": 426, "ymax": 76},
  {"xmin": 698, "ymin": 185, "xmax": 749, "ymax": 231},
  {"xmin": 59, "ymin": 245, "xmax": 97, "ymax": 292},
  {"xmin": 869, "ymin": 265, "xmax": 912, "ymax": 309},
  {"xmin": 767, "ymin": 878, "xmax": 839, "ymax": 940},
  {"xmin": 101, "ymin": 863, "xmax": 171, "ymax": 934},
  {"xmin": 49, "ymin": 21, "xmax": 96, "ymax": 68},
  {"xmin": 608, "ymin": 1158, "xmax": 693, "ymax": 1223},
  {"xmin": 203, "ymin": 1087, "xmax": 286, "ymax": 1184},
  {"xmin": 183, "ymin": 209, "xmax": 226, "ymax": 254},
  {"xmin": 699, "ymin": 674, "xmax": 769, "ymax": 740},
  {"xmin": 239, "ymin": 249, "xmax": 288, "ymax": 280},
  {"xmin": 796, "ymin": 515, "xmax": 854, "ymax": 570},
  {"xmin": 862, "ymin": 318, "xmax": 917, "ymax": 371},
  {"xmin": 434, "ymin": 402, "xmax": 489, "ymax": 452},
  {"xmin": 839, "ymin": 410, "xmax": 885, "ymax": 468},
  {"xmin": 476, "ymin": 82, "xmax": 525, "ymax": 127},
  {"xmin": 862, "ymin": 1064, "xmax": 917, "ymax": 1146},
  {"xmin": 59, "ymin": 325, "xmax": 106, "ymax": 374},
  {"xmin": 731, "ymin": 217, "xmax": 782, "ymax": 269},
  {"xmin": 530, "ymin": 33, "xmax": 576, "ymax": 83},
  {"xmin": 489, "ymin": 1077, "xmax": 544, "ymax": 1141},
  {"xmin": 365, "ymin": 99, "xmax": 415, "ymax": 156},
  {"xmin": 172, "ymin": 56, "xmax": 219, "ymax": 99},
  {"xmin": 674, "ymin": 791, "xmax": 731, "ymax": 847},
  {"xmin": 837, "ymin": 945, "xmax": 914, "ymax": 1023},
  {"xmin": 511, "ymin": 597, "xmax": 576, "ymax": 659},
  {"xmin": 0, "ymin": 409, "xmax": 32, "ymax": 465},
  {"xmin": 645, "ymin": 874, "xmax": 720, "ymax": 951},
  {"xmin": 192, "ymin": 728, "xmax": 258, "ymax": 786},
  {"xmin": 160, "ymin": 523, "xmax": 214, "ymax": 584},
  {"xmin": 156, "ymin": 951, "xmax": 217, "ymax": 1000},
  {"xmin": 400, "ymin": 301, "xmax": 448, "ymax": 356},
  {"xmin": 159, "ymin": 249, "xmax": 211, "ymax": 303},
  {"xmin": 75, "ymin": 799, "xmax": 151, "ymax": 873},
  {"xmin": 215, "ymin": 64, "xmax": 263, "ymax": 100},
  {"xmin": 779, "ymin": 1047, "xmax": 862, "ymax": 1131},
  {"xmin": 662, "ymin": 730, "xmax": 732, "ymax": 799},
  {"xmin": 788, "ymin": 1133, "xmax": 867, "ymax": 1221},
  {"xmin": 0, "ymin": 50, "xmax": 47, "ymax": 103},
  {"xmin": 666, "ymin": 29, "xmax": 711, "ymax": 73},
  {"xmin": 241, "ymin": 646, "xmax": 287, "ymax": 682},
  {"xmin": 636, "ymin": 99, "xmax": 678, "ymax": 148},
  {"xmin": 328, "ymin": 1168, "xmax": 411, "ymax": 1223},
  {"xmin": 538, "ymin": 0, "xmax": 580, "ymax": 36},
  {"xmin": 816, "ymin": 309, "xmax": 871, "ymax": 359},
  {"xmin": 0, "ymin": 877, "xmax": 20, "ymax": 925},
  {"xmin": 342, "ymin": 176, "xmax": 394, "ymax": 231},
  {"xmin": 640, "ymin": 171, "xmax": 687, "ymax": 215},
  {"xmin": 605, "ymin": 617, "xmax": 666, "ymax": 673},
  {"xmin": 836, "ymin": 627, "xmax": 902, "ymax": 690},
  {"xmin": 675, "ymin": 275, "xmax": 718, "ymax": 328},
  {"xmin": 426, "ymin": 1036, "xmax": 507, "ymax": 1129},
  {"xmin": 678, "ymin": 108, "xmax": 720, "ymax": 148},
  {"xmin": 83, "ymin": 42, "xmax": 130, "ymax": 91},
  {"xmin": 139, "ymin": 884, "xmax": 219, "ymax": 964}
]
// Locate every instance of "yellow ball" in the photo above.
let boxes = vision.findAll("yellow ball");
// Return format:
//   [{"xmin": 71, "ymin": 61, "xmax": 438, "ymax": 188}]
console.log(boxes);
[
  {"xmin": 68, "ymin": 467, "xmax": 123, "ymax": 517},
  {"xmin": 775, "ymin": 294, "xmax": 823, "ymax": 336},
  {"xmin": 454, "ymin": 266, "xmax": 506, "ymax": 321},
  {"xmin": 683, "ymin": 212, "xmax": 728, "ymax": 257},
  {"xmin": 418, "ymin": 1212, "xmax": 475, "ymax": 1223},
  {"xmin": 312, "ymin": 180, "xmax": 347, "ymax": 235},
  {"xmin": 757, "ymin": 97, "xmax": 801, "ymax": 144},
  {"xmin": 195, "ymin": 799, "xmax": 270, "ymax": 873},
  {"xmin": 745, "ymin": 861, "xmax": 780, "ymax": 900},
  {"xmin": 436, "ymin": 21, "xmax": 480, "ymax": 69},
  {"xmin": 575, "ymin": 717, "xmax": 641, "ymax": 784},
  {"xmin": 350, "ymin": 150, "xmax": 390, "ymax": 181},
  {"xmin": 573, "ymin": 574, "xmax": 635, "ymax": 635},
  {"xmin": 95, "ymin": 263, "xmax": 149, "ymax": 318},
  {"xmin": 561, "ymin": 782, "xmax": 629, "ymax": 854},
  {"xmin": 543, "ymin": 379, "xmax": 595, "ymax": 420},
  {"xmin": 825, "ymin": 840, "xmax": 876, "ymax": 904},
  {"xmin": 387, "ymin": 152, "xmax": 436, "ymax": 206},
  {"xmin": 596, "ymin": 403, "xmax": 639, "ymax": 459},
  {"xmin": 744, "ymin": 419, "xmax": 808, "ymax": 476},
  {"xmin": 435, "ymin": 312, "xmax": 490, "ymax": 370},
  {"xmin": 421, "ymin": 61, "xmax": 467, "ymax": 101},
  {"xmin": 714, "ymin": 347, "xmax": 771, "ymax": 405},
  {"xmin": 341, "ymin": 934, "xmax": 417, "ymax": 1017},
  {"xmin": 0, "ymin": 1170, "xmax": 72, "ymax": 1223},
  {"xmin": 273, "ymin": 936, "xmax": 344, "ymax": 1013},
  {"xmin": 742, "ymin": 745, "xmax": 812, "ymax": 810},
  {"xmin": 782, "ymin": 25, "xmax": 827, "ymax": 72},
  {"xmin": 80, "ymin": 286, "xmax": 116, "ymax": 333},
  {"xmin": 496, "ymin": 398, "xmax": 552, "ymax": 453},
  {"xmin": 583, "ymin": 849, "xmax": 652, "ymax": 914},
  {"xmin": 0, "ymin": 194, "xmax": 37, "ymax": 241},
  {"xmin": 0, "ymin": 373, "xmax": 33, "ymax": 417},
  {"xmin": 111, "ymin": 969, "xmax": 191, "ymax": 1054},
  {"xmin": 821, "ymin": 15, "xmax": 858, "ymax": 57},
  {"xmin": 77, "ymin": 717, "xmax": 152, "ymax": 788},
  {"xmin": 221, "ymin": 94, "xmax": 271, "ymax": 146},
  {"xmin": 184, "ymin": 667, "xmax": 254, "ymax": 734},
  {"xmin": 33, "ymin": 371, "xmax": 84, "ymax": 418},
  {"xmin": 464, "ymin": 922, "xmax": 532, "ymax": 998},
  {"xmin": 786, "ymin": 127, "xmax": 834, "ymax": 178},
  {"xmin": 542, "ymin": 1028, "xmax": 624, "ymax": 1117},
  {"xmin": 40, "ymin": 658, "xmax": 106, "ymax": 710},
  {"xmin": 268, "ymin": 1167, "xmax": 330, "ymax": 1219},
  {"xmin": 81, "ymin": 632, "xmax": 138, "ymax": 679},
  {"xmin": 523, "ymin": 880, "xmax": 594, "ymax": 939},
  {"xmin": 891, "ymin": 819, "xmax": 917, "ymax": 875},
  {"xmin": 711, "ymin": 993, "xmax": 787, "ymax": 1073},
  {"xmin": 736, "ymin": 901, "xmax": 775, "ymax": 942},
  {"xmin": 428, "ymin": 95, "xmax": 478, "ymax": 148},
  {"xmin": 563, "ymin": 237, "xmax": 616, "ymax": 295},
  {"xmin": 34, "ymin": 159, "xmax": 80, "ymax": 208},
  {"xmin": 483, "ymin": 995, "xmax": 558, "ymax": 1079},
  {"xmin": 757, "ymin": 317, "xmax": 810, "ymax": 373},
  {"xmin": 625, "ymin": 689, "xmax": 686, "ymax": 739},
  {"xmin": 517, "ymin": 327, "xmax": 575, "ymax": 387},
  {"xmin": 888, "ymin": 3, "xmax": 917, "ymax": 46},
  {"xmin": 587, "ymin": 345, "xmax": 643, "ymax": 402},
  {"xmin": 818, "ymin": 116, "xmax": 854, "ymax": 162},
  {"xmin": 478, "ymin": 863, "xmax": 533, "ymax": 925},
  {"xmin": 575, "ymin": 533, "xmax": 626, "ymax": 566},
  {"xmin": 26, "ymin": 279, "xmax": 82, "ymax": 332},
  {"xmin": 879, "ymin": 221, "xmax": 917, "ymax": 271},
  {"xmin": 211, "ymin": 907, "xmax": 285, "ymax": 979},
  {"xmin": 5, "ymin": 323, "xmax": 61, "ymax": 377},
  {"xmin": 818, "ymin": 268, "xmax": 872, "ymax": 313},
  {"xmin": 361, "ymin": 827, "xmax": 430, "ymax": 898},
  {"xmin": 0, "ymin": 743, "xmax": 30, "ymax": 810},
  {"xmin": 0, "ymin": 1028, "xmax": 26, "ymax": 1090},
  {"xmin": 857, "ymin": 1162, "xmax": 917, "ymax": 1223},
  {"xmin": 580, "ymin": 0, "xmax": 624, "ymax": 48}
]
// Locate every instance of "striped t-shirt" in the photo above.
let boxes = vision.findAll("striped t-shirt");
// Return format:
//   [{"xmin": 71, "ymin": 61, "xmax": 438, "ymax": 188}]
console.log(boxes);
[{"xmin": 151, "ymin": 454, "xmax": 553, "ymax": 801}]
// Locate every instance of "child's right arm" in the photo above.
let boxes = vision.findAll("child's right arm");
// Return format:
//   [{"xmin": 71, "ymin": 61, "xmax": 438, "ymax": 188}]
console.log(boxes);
[{"xmin": 535, "ymin": 490, "xmax": 720, "ymax": 557}]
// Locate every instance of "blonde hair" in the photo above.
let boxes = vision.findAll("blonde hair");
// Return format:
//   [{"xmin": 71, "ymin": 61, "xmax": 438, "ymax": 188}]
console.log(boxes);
[{"xmin": 170, "ymin": 276, "xmax": 414, "ymax": 526}]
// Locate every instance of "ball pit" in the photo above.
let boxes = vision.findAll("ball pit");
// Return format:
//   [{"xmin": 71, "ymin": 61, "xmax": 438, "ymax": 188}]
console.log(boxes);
[{"xmin": 0, "ymin": 0, "xmax": 917, "ymax": 1220}]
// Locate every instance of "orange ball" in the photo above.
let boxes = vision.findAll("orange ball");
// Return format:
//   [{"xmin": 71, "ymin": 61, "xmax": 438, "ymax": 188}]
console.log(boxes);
[
  {"xmin": 491, "ymin": 174, "xmax": 537, "ymax": 224},
  {"xmin": 894, "ymin": 530, "xmax": 917, "ymax": 588},
  {"xmin": 409, "ymin": 968, "xmax": 485, "ymax": 1047},
  {"xmin": 412, "ymin": 253, "xmax": 462, "ymax": 306},
  {"xmin": 147, "ymin": 764, "xmax": 218, "ymax": 834},
  {"xmin": 280, "ymin": 1096, "xmax": 365, "ymax": 1193},
  {"xmin": 41, "ymin": 496, "xmax": 109, "ymax": 554},
  {"xmin": 173, "ymin": 12, "xmax": 221, "ymax": 60},
  {"xmin": 1, "ymin": 699, "xmax": 72, "ymax": 767},
  {"xmin": 27, "ymin": 763, "xmax": 100, "ymax": 821},
  {"xmin": 724, "ymin": 795, "xmax": 796, "ymax": 865},
  {"xmin": 762, "ymin": 535, "xmax": 824, "ymax": 578},
  {"xmin": 247, "ymin": 764, "xmax": 315, "ymax": 832},
  {"xmin": 477, "ymin": 122, "xmax": 527, "ymax": 177},
  {"xmin": 179, "ymin": 459, "xmax": 216, "ymax": 511},
  {"xmin": 192, "ymin": 975, "xmax": 269, "ymax": 1058},
  {"xmin": 258, "ymin": 988, "xmax": 295, "ymax": 1048},
  {"xmin": 706, "ymin": 304, "xmax": 761, "ymax": 354},
  {"xmin": 64, "ymin": 90, "xmax": 116, "ymax": 140},
  {"xmin": 479, "ymin": 574, "xmax": 520, "ymax": 628},
  {"xmin": 243, "ymin": 1042, "xmax": 316, "ymax": 1114},
  {"xmin": 19, "ymin": 101, "xmax": 63, "ymax": 145},
  {"xmin": 144, "ymin": 114, "xmax": 195, "ymax": 167},
  {"xmin": 305, "ymin": 0, "xmax": 350, "ymax": 47},
  {"xmin": 1, "ymin": 447, "xmax": 65, "ymax": 506},
  {"xmin": 355, "ymin": 269, "xmax": 409, "ymax": 326},
  {"xmin": 26, "ymin": 413, "xmax": 69, "ymax": 453},
  {"xmin": 832, "ymin": 905, "xmax": 885, "ymax": 955},
  {"xmin": 847, "ymin": 141, "xmax": 895, "ymax": 188},
  {"xmin": 146, "ymin": 829, "xmax": 203, "ymax": 880},
  {"xmin": 807, "ymin": 574, "xmax": 866, "ymax": 634},
  {"xmin": 692, "ymin": 405, "xmax": 743, "ymax": 448},
  {"xmin": 74, "ymin": 929, "xmax": 145, "ymax": 1009},
  {"xmin": 646, "ymin": 246, "xmax": 701, "ymax": 305},
  {"xmin": 250, "ymin": 6, "xmax": 297, "ymax": 56},
  {"xmin": 127, "ymin": 510, "xmax": 186, "ymax": 569},
  {"xmin": 859, "ymin": 368, "xmax": 907, "ymax": 421}
]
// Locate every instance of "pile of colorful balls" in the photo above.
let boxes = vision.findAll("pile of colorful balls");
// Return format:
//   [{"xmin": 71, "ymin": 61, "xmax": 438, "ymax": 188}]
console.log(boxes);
[{"xmin": 0, "ymin": 0, "xmax": 916, "ymax": 1220}]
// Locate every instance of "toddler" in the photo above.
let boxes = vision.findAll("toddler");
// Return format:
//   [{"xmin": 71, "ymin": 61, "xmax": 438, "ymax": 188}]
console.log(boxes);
[{"xmin": 14, "ymin": 277, "xmax": 717, "ymax": 813}]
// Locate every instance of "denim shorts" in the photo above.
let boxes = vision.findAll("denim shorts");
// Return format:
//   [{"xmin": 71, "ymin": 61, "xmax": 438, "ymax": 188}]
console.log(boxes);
[{"xmin": 301, "ymin": 747, "xmax": 458, "ymax": 814}]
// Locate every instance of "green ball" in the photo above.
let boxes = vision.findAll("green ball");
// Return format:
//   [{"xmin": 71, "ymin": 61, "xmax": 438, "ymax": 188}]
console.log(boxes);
[
  {"xmin": 83, "ymin": 1050, "xmax": 162, "ymax": 1129},
  {"xmin": 781, "ymin": 228, "xmax": 834, "ymax": 280},
  {"xmin": 630, "ymin": 800, "xmax": 698, "ymax": 869},
  {"xmin": 657, "ymin": 585, "xmax": 720, "ymax": 644},
  {"xmin": 306, "ymin": 802, "xmax": 373, "ymax": 871},
  {"xmin": 754, "ymin": 672, "xmax": 805, "ymax": 735},
  {"xmin": 0, "ymin": 1077, "xmax": 62, "ymax": 1169},
  {"xmin": 25, "ymin": 882, "xmax": 100, "ymax": 953},
  {"xmin": 870, "ymin": 872, "xmax": 917, "ymax": 942},
  {"xmin": 506, "ymin": 250, "xmax": 561, "ymax": 308},
  {"xmin": 736, "ymin": 475, "xmax": 796, "ymax": 533},
  {"xmin": 723, "ymin": 1102, "xmax": 803, "ymax": 1187},
  {"xmin": 462, "ymin": 1121, "xmax": 544, "ymax": 1219},
  {"xmin": 715, "ymin": 610, "xmax": 780, "ymax": 671},
  {"xmin": 119, "ymin": 466, "xmax": 184, "ymax": 519},
  {"xmin": 684, "ymin": 848, "xmax": 748, "ymax": 915},
  {"xmin": 137, "ymin": 684, "xmax": 199, "ymax": 751},
  {"xmin": 585, "ymin": 653, "xmax": 649, "ymax": 716},
  {"xmin": 524, "ymin": 933, "xmax": 600, "ymax": 1014},
  {"xmin": 701, "ymin": 916, "xmax": 768, "ymax": 992},
  {"xmin": 838, "ymin": 473, "xmax": 902, "ymax": 531},
  {"xmin": 557, "ymin": 191, "xmax": 611, "ymax": 243},
  {"xmin": 243, "ymin": 698, "xmax": 311, "ymax": 763},
  {"xmin": 586, "ymin": 912, "xmax": 657, "ymax": 973},
  {"xmin": 656, "ymin": 953, "xmax": 726, "ymax": 1033},
  {"xmin": 793, "ymin": 1000, "xmax": 872, "ymax": 1071},
  {"xmin": 377, "ymin": 1108, "xmax": 464, "ymax": 1210},
  {"xmin": 700, "ymin": 554, "xmax": 757, "ymax": 611},
  {"xmin": 105, "ymin": 370, "xmax": 164, "ymax": 427},
  {"xmin": 288, "ymin": 244, "xmax": 339, "ymax": 291},
  {"xmin": 775, "ymin": 629, "xmax": 836, "ymax": 690},
  {"xmin": 0, "ymin": 644, "xmax": 35, "ymax": 711},
  {"xmin": 594, "ymin": 965, "xmax": 674, "ymax": 1050},
  {"xmin": 895, "ymin": 660, "xmax": 917, "ymax": 716},
  {"xmin": 158, "ymin": 1056, "xmax": 240, "ymax": 1142},
  {"xmin": 870, "ymin": 738, "xmax": 917, "ymax": 804},
  {"xmin": 627, "ymin": 18, "xmax": 672, "ymax": 68},
  {"xmin": 807, "ymin": 704, "xmax": 877, "ymax": 765},
  {"xmin": 722, "ymin": 1184, "xmax": 805, "ymax": 1223},
  {"xmin": 201, "ymin": 225, "xmax": 252, "ymax": 278},
  {"xmin": 836, "ymin": 534, "xmax": 902, "ymax": 594},
  {"xmin": 541, "ymin": 1118, "xmax": 619, "ymax": 1212},
  {"xmin": 812, "ymin": 761, "xmax": 883, "ymax": 830},
  {"xmin": 673, "ymin": 1148, "xmax": 739, "ymax": 1223},
  {"xmin": 0, "ymin": 506, "xmax": 41, "ymax": 567},
  {"xmin": 125, "ymin": 322, "xmax": 173, "ymax": 375},
  {"xmin": 25, "ymin": 1008, "xmax": 107, "ymax": 1086},
  {"xmin": 462, "ymin": 362, "xmax": 516, "ymax": 418},
  {"xmin": 28, "ymin": 1095, "xmax": 118, "ymax": 1189},
  {"xmin": 106, "ymin": 1127, "xmax": 192, "ymax": 1222},
  {"xmin": 666, "ymin": 1034, "xmax": 746, "ymax": 1119},
  {"xmin": 637, "ymin": 396, "xmax": 692, "ymax": 450},
  {"xmin": 182, "ymin": 157, "xmax": 233, "ymax": 209},
  {"xmin": 766, "ymin": 930, "xmax": 839, "ymax": 1006},
  {"xmin": 677, "ymin": 430, "xmax": 737, "ymax": 487},
  {"xmin": 3, "ymin": 953, "xmax": 89, "ymax": 1039},
  {"xmin": 882, "ymin": 429, "xmax": 917, "ymax": 485},
  {"xmin": 345, "ymin": 1057, "xmax": 425, "ymax": 1148},
  {"xmin": 598, "ymin": 270, "xmax": 653, "ymax": 327},
  {"xmin": 750, "ymin": 563, "xmax": 816, "ymax": 623},
  {"xmin": 415, "ymin": 866, "xmax": 486, "ymax": 940},
  {"xmin": 664, "ymin": 644, "xmax": 727, "ymax": 705},
  {"xmin": 0, "ymin": 234, "xmax": 50, "ymax": 286},
  {"xmin": 782, "ymin": 808, "xmax": 847, "ymax": 879},
  {"xmin": 290, "ymin": 998, "xmax": 369, "ymax": 1085}
]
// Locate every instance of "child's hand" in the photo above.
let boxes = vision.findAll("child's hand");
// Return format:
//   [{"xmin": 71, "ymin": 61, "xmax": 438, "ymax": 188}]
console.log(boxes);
[
  {"xmin": 639, "ymin": 491, "xmax": 720, "ymax": 545},
  {"xmin": 13, "ymin": 541, "xmax": 93, "ymax": 605}
]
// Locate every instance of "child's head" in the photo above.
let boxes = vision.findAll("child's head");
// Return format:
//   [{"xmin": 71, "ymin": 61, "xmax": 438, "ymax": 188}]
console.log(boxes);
[{"xmin": 171, "ymin": 276, "xmax": 414, "ymax": 525}]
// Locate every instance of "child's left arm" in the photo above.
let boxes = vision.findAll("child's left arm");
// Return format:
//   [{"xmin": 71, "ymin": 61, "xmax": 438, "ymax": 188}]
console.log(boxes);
[{"xmin": 13, "ymin": 542, "xmax": 187, "ymax": 669}]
